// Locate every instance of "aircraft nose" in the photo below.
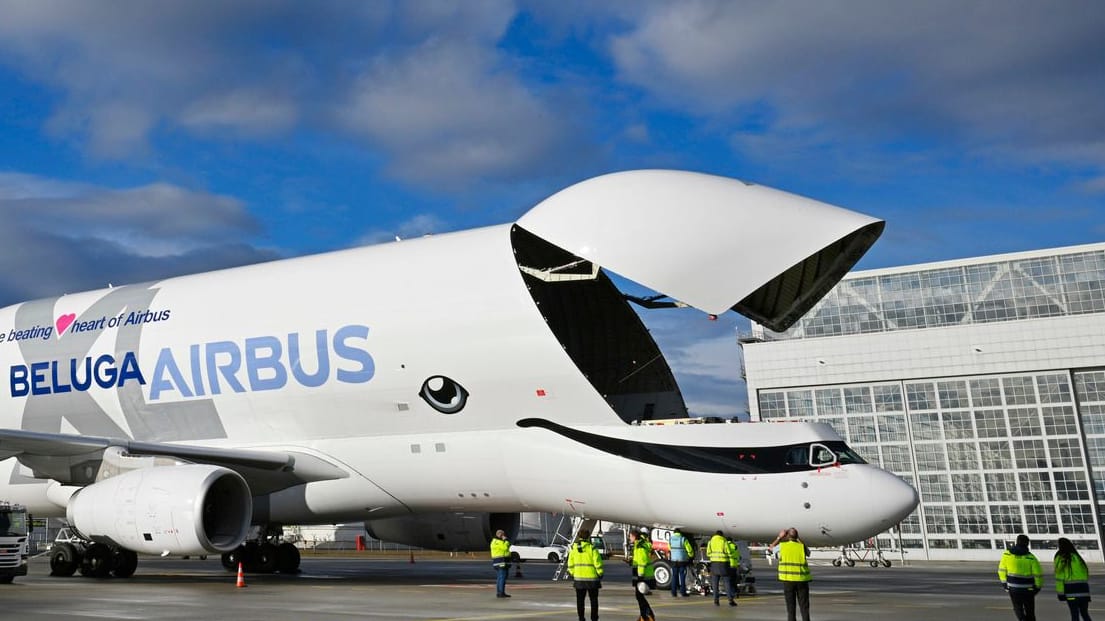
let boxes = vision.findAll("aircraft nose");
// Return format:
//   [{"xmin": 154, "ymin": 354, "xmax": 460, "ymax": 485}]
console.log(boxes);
[{"xmin": 866, "ymin": 466, "xmax": 919, "ymax": 526}]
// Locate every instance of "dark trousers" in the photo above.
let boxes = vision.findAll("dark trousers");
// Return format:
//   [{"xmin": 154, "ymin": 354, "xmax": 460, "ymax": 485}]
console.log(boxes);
[
  {"xmin": 1008, "ymin": 589, "xmax": 1037, "ymax": 621},
  {"xmin": 1066, "ymin": 597, "xmax": 1092, "ymax": 621},
  {"xmin": 711, "ymin": 563, "xmax": 733, "ymax": 602},
  {"xmin": 670, "ymin": 561, "xmax": 687, "ymax": 595},
  {"xmin": 783, "ymin": 581, "xmax": 811, "ymax": 621},
  {"xmin": 494, "ymin": 566, "xmax": 508, "ymax": 595},
  {"xmin": 634, "ymin": 586, "xmax": 653, "ymax": 618},
  {"xmin": 574, "ymin": 586, "xmax": 598, "ymax": 621}
]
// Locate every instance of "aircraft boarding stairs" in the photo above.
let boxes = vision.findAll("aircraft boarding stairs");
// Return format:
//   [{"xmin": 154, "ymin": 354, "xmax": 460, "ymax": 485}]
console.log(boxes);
[{"xmin": 551, "ymin": 517, "xmax": 598, "ymax": 581}]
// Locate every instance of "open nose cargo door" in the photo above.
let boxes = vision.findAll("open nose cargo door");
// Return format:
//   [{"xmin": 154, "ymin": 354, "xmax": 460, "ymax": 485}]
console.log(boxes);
[{"xmin": 515, "ymin": 170, "xmax": 884, "ymax": 332}]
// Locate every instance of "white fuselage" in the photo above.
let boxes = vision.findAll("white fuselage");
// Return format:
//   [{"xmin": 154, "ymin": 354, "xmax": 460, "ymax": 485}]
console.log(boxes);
[{"xmin": 0, "ymin": 171, "xmax": 916, "ymax": 547}]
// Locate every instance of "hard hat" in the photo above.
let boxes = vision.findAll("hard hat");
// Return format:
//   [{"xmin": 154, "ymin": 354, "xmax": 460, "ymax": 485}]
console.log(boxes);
[{"xmin": 639, "ymin": 526, "xmax": 650, "ymax": 535}]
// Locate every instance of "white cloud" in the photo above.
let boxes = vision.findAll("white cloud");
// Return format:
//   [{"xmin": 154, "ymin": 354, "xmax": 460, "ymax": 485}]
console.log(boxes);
[
  {"xmin": 0, "ymin": 1, "xmax": 586, "ymax": 185},
  {"xmin": 0, "ymin": 172, "xmax": 277, "ymax": 304},
  {"xmin": 334, "ymin": 39, "xmax": 576, "ymax": 185},
  {"xmin": 610, "ymin": 1, "xmax": 1105, "ymax": 176}
]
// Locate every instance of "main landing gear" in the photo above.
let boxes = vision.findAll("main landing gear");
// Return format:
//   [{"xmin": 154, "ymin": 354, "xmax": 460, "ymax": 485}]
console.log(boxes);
[
  {"xmin": 220, "ymin": 526, "xmax": 301, "ymax": 574},
  {"xmin": 49, "ymin": 539, "xmax": 138, "ymax": 579}
]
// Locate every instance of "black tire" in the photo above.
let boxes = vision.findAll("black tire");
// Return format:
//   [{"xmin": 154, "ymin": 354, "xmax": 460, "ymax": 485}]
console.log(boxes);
[
  {"xmin": 0, "ymin": 575, "xmax": 14, "ymax": 584},
  {"xmin": 547, "ymin": 552, "xmax": 560, "ymax": 563},
  {"xmin": 112, "ymin": 549, "xmax": 138, "ymax": 578},
  {"xmin": 81, "ymin": 543, "xmax": 114, "ymax": 578},
  {"xmin": 49, "ymin": 542, "xmax": 80, "ymax": 577},
  {"xmin": 255, "ymin": 543, "xmax": 278, "ymax": 573},
  {"xmin": 221, "ymin": 548, "xmax": 240, "ymax": 571},
  {"xmin": 509, "ymin": 551, "xmax": 521, "ymax": 563},
  {"xmin": 276, "ymin": 542, "xmax": 301, "ymax": 573},
  {"xmin": 881, "ymin": 559, "xmax": 892, "ymax": 568},
  {"xmin": 870, "ymin": 561, "xmax": 879, "ymax": 567},
  {"xmin": 844, "ymin": 558, "xmax": 855, "ymax": 567},
  {"xmin": 652, "ymin": 560, "xmax": 672, "ymax": 589},
  {"xmin": 831, "ymin": 558, "xmax": 842, "ymax": 567},
  {"xmin": 241, "ymin": 542, "xmax": 261, "ymax": 572}
]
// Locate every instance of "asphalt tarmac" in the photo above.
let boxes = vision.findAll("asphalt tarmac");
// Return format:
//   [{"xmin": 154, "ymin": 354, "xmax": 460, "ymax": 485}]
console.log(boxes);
[{"xmin": 0, "ymin": 554, "xmax": 1098, "ymax": 620}]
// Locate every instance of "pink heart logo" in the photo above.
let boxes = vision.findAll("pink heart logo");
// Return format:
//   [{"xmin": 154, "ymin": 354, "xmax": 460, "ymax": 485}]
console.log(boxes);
[{"xmin": 56, "ymin": 313, "xmax": 76, "ymax": 336}]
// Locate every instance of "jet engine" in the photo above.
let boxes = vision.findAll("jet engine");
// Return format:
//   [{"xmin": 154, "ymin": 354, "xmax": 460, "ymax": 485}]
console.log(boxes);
[
  {"xmin": 365, "ymin": 512, "xmax": 520, "ymax": 551},
  {"xmin": 67, "ymin": 464, "xmax": 252, "ymax": 556}
]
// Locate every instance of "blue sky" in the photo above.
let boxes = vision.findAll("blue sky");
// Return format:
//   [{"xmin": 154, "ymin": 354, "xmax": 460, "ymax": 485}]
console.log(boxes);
[{"xmin": 1, "ymin": 1, "xmax": 1103, "ymax": 416}]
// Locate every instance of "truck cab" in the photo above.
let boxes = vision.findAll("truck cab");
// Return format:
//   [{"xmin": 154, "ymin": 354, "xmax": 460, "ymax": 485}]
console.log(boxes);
[{"xmin": 0, "ymin": 503, "xmax": 29, "ymax": 583}]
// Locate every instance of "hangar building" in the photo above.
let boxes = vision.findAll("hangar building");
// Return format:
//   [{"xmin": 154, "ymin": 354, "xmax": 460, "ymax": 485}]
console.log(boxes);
[{"xmin": 741, "ymin": 242, "xmax": 1105, "ymax": 561}]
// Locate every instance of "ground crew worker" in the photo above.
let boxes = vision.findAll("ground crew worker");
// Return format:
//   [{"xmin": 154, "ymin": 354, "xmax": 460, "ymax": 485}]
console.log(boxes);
[
  {"xmin": 999, "ymin": 534, "xmax": 1042, "ymax": 621},
  {"xmin": 770, "ymin": 527, "xmax": 811, "ymax": 621},
  {"xmin": 668, "ymin": 529, "xmax": 693, "ymax": 597},
  {"xmin": 629, "ymin": 528, "xmax": 656, "ymax": 621},
  {"xmin": 726, "ymin": 536, "xmax": 742, "ymax": 602},
  {"xmin": 1054, "ymin": 537, "xmax": 1091, "ymax": 621},
  {"xmin": 490, "ymin": 529, "xmax": 512, "ymax": 598},
  {"xmin": 567, "ymin": 529, "xmax": 603, "ymax": 621},
  {"xmin": 706, "ymin": 530, "xmax": 736, "ymax": 606}
]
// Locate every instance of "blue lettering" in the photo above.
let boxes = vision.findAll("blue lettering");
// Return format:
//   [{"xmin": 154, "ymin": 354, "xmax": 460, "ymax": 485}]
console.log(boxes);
[
  {"xmin": 245, "ymin": 336, "xmax": 287, "ymax": 391},
  {"xmin": 50, "ymin": 360, "xmax": 72, "ymax": 394},
  {"xmin": 10, "ymin": 365, "xmax": 29, "ymax": 397},
  {"xmin": 31, "ymin": 361, "xmax": 49, "ymax": 396},
  {"xmin": 71, "ymin": 358, "xmax": 92, "ymax": 391},
  {"xmin": 189, "ymin": 344, "xmax": 205, "ymax": 397},
  {"xmin": 117, "ymin": 352, "xmax": 145, "ymax": 387},
  {"xmin": 205, "ymin": 341, "xmax": 245, "ymax": 395},
  {"xmin": 150, "ymin": 347, "xmax": 193, "ymax": 400},
  {"xmin": 334, "ymin": 325, "xmax": 374, "ymax": 383},
  {"xmin": 93, "ymin": 355, "xmax": 117, "ymax": 389},
  {"xmin": 288, "ymin": 330, "xmax": 329, "ymax": 388}
]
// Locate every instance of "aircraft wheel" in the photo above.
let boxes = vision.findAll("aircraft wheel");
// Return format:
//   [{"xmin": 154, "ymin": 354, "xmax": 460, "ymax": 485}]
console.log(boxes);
[
  {"xmin": 49, "ymin": 543, "xmax": 80, "ymax": 577},
  {"xmin": 221, "ymin": 548, "xmax": 242, "ymax": 571},
  {"xmin": 255, "ymin": 542, "xmax": 279, "ymax": 573},
  {"xmin": 241, "ymin": 541, "xmax": 261, "ymax": 572},
  {"xmin": 652, "ymin": 560, "xmax": 672, "ymax": 589},
  {"xmin": 844, "ymin": 558, "xmax": 855, "ymax": 567},
  {"xmin": 276, "ymin": 542, "xmax": 301, "ymax": 573},
  {"xmin": 81, "ymin": 543, "xmax": 114, "ymax": 578},
  {"xmin": 113, "ymin": 549, "xmax": 138, "ymax": 578}
]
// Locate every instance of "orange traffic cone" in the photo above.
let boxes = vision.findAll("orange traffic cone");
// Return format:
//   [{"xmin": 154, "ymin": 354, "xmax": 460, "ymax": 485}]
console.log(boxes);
[{"xmin": 236, "ymin": 562, "xmax": 247, "ymax": 588}]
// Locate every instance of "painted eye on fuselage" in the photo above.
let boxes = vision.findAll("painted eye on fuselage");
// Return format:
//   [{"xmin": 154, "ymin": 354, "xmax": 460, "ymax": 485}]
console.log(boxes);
[{"xmin": 419, "ymin": 375, "xmax": 469, "ymax": 414}]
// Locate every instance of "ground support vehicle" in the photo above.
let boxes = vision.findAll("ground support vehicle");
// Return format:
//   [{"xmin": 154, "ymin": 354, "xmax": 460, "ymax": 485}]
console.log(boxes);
[
  {"xmin": 0, "ymin": 503, "xmax": 29, "ymax": 583},
  {"xmin": 832, "ymin": 540, "xmax": 893, "ymax": 568}
]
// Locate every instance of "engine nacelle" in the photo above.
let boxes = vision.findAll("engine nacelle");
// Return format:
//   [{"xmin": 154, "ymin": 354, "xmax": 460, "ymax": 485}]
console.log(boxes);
[
  {"xmin": 365, "ymin": 512, "xmax": 519, "ymax": 551},
  {"xmin": 67, "ymin": 464, "xmax": 252, "ymax": 555}
]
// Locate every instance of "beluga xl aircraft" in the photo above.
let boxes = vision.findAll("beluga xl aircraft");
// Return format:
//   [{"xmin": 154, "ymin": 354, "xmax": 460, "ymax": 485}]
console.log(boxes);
[{"xmin": 0, "ymin": 170, "xmax": 918, "ymax": 578}]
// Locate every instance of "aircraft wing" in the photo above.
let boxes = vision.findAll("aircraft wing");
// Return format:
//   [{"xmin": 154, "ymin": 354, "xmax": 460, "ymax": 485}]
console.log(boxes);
[{"xmin": 0, "ymin": 428, "xmax": 347, "ymax": 496}]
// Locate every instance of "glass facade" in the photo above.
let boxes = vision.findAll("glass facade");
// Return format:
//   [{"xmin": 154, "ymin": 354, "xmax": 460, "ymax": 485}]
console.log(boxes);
[
  {"xmin": 759, "ymin": 371, "xmax": 1103, "ymax": 553},
  {"xmin": 764, "ymin": 247, "xmax": 1105, "ymax": 340}
]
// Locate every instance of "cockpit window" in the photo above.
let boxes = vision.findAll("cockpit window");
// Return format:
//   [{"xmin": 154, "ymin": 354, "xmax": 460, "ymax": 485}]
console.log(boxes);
[{"xmin": 810, "ymin": 443, "xmax": 837, "ymax": 467}]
